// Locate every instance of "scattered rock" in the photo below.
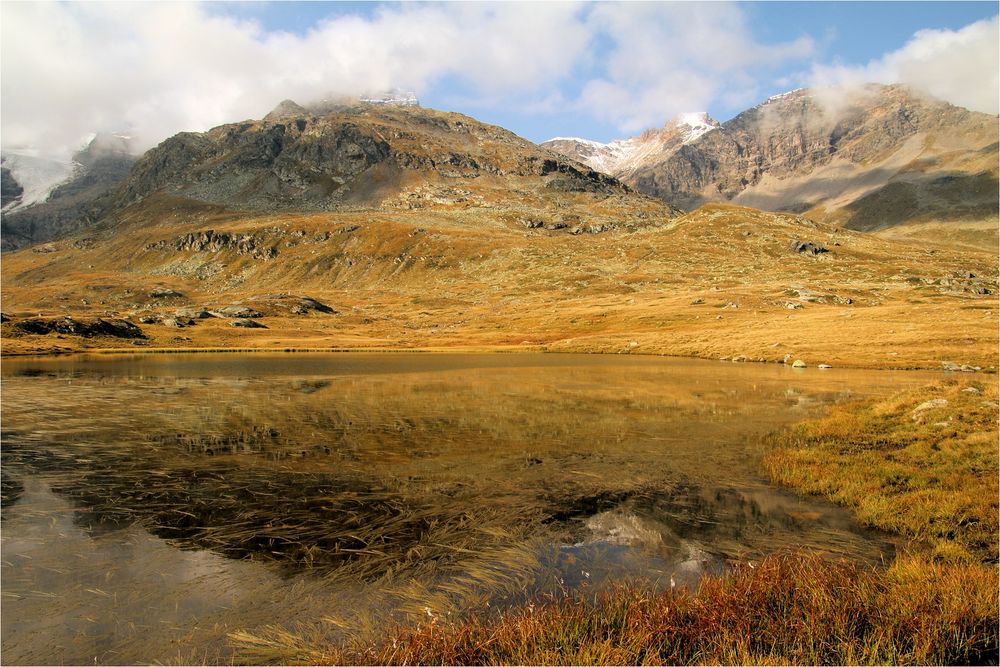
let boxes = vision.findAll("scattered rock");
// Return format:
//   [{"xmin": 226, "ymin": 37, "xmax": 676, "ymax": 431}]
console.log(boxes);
[
  {"xmin": 31, "ymin": 243, "xmax": 57, "ymax": 254},
  {"xmin": 914, "ymin": 398, "xmax": 948, "ymax": 411},
  {"xmin": 0, "ymin": 312, "xmax": 9, "ymax": 323},
  {"xmin": 213, "ymin": 305, "xmax": 264, "ymax": 318},
  {"xmin": 817, "ymin": 364, "xmax": 832, "ymax": 369},
  {"xmin": 138, "ymin": 314, "xmax": 160, "ymax": 324},
  {"xmin": 783, "ymin": 354, "xmax": 793, "ymax": 364},
  {"xmin": 791, "ymin": 360, "xmax": 807, "ymax": 368},
  {"xmin": 231, "ymin": 318, "xmax": 267, "ymax": 329},
  {"xmin": 962, "ymin": 387, "xmax": 981, "ymax": 394},
  {"xmin": 790, "ymin": 240, "xmax": 829, "ymax": 255},
  {"xmin": 785, "ymin": 302, "xmax": 803, "ymax": 309},
  {"xmin": 12, "ymin": 317, "xmax": 146, "ymax": 339},
  {"xmin": 148, "ymin": 288, "xmax": 185, "ymax": 299},
  {"xmin": 146, "ymin": 230, "xmax": 278, "ymax": 261},
  {"xmin": 175, "ymin": 308, "xmax": 213, "ymax": 319},
  {"xmin": 912, "ymin": 398, "xmax": 948, "ymax": 419},
  {"xmin": 690, "ymin": 298, "xmax": 705, "ymax": 305}
]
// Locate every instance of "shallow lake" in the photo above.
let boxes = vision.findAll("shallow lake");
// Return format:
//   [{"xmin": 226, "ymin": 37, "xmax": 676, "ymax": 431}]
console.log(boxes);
[{"xmin": 1, "ymin": 352, "xmax": 941, "ymax": 664}]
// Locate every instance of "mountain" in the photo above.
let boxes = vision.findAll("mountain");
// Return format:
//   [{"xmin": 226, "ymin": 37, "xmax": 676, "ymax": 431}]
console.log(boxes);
[
  {"xmin": 1, "ymin": 134, "xmax": 138, "ymax": 251},
  {"xmin": 1, "ymin": 99, "xmax": 995, "ymax": 370},
  {"xmin": 542, "ymin": 113, "xmax": 720, "ymax": 178},
  {"xmin": 112, "ymin": 101, "xmax": 630, "ymax": 214},
  {"xmin": 543, "ymin": 85, "xmax": 999, "ymax": 249}
]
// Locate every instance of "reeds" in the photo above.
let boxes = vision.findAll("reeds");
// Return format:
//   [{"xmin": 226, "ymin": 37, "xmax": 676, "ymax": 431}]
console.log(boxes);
[{"xmin": 234, "ymin": 552, "xmax": 999, "ymax": 665}]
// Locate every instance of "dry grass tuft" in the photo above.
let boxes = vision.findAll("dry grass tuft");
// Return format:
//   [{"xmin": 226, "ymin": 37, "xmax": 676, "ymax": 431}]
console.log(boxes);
[{"xmin": 234, "ymin": 553, "xmax": 998, "ymax": 665}]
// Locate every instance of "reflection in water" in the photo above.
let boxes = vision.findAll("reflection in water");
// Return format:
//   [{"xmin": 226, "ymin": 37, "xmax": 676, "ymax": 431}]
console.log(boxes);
[{"xmin": 1, "ymin": 353, "xmax": 939, "ymax": 664}]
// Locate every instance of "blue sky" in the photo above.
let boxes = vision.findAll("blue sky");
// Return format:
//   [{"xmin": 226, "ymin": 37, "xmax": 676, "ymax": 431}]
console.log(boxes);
[
  {"xmin": 2, "ymin": 1, "xmax": 998, "ymax": 156},
  {"xmin": 206, "ymin": 1, "xmax": 999, "ymax": 142}
]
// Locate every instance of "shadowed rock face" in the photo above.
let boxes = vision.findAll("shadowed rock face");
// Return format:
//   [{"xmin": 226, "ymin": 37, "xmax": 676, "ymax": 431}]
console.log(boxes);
[{"xmin": 1, "ymin": 167, "xmax": 23, "ymax": 207}]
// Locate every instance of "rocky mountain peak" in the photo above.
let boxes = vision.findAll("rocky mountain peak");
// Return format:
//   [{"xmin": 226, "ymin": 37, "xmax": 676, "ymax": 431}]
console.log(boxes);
[
  {"xmin": 263, "ymin": 99, "xmax": 308, "ymax": 122},
  {"xmin": 542, "ymin": 84, "xmax": 997, "ymax": 240}
]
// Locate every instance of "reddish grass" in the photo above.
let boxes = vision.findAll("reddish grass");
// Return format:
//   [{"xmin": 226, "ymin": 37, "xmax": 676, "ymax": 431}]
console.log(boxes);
[{"xmin": 236, "ymin": 553, "xmax": 998, "ymax": 665}]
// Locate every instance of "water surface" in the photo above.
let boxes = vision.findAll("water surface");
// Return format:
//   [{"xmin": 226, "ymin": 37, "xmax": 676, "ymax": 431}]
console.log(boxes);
[{"xmin": 1, "ymin": 353, "xmax": 941, "ymax": 664}]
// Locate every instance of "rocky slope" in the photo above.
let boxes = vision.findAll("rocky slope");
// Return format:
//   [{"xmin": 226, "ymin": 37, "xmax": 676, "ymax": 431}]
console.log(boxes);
[
  {"xmin": 114, "ymin": 102, "xmax": 628, "ymax": 213},
  {"xmin": 1, "ymin": 134, "xmax": 138, "ymax": 250},
  {"xmin": 544, "ymin": 85, "xmax": 999, "ymax": 247}
]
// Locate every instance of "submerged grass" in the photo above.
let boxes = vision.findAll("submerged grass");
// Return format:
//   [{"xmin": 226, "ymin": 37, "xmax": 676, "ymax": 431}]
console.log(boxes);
[{"xmin": 232, "ymin": 378, "xmax": 1000, "ymax": 665}]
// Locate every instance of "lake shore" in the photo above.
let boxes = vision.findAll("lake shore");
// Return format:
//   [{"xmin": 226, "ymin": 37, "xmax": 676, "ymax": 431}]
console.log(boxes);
[
  {"xmin": 234, "ymin": 378, "xmax": 999, "ymax": 665},
  {"xmin": 1, "ymin": 335, "xmax": 996, "ymax": 374}
]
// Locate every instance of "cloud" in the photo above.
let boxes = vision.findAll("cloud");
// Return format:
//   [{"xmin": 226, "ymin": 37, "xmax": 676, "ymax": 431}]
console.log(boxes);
[
  {"xmin": 3, "ymin": 1, "xmax": 992, "ymax": 164},
  {"xmin": 811, "ymin": 16, "xmax": 999, "ymax": 114},
  {"xmin": 1, "ymin": 2, "xmax": 591, "ymax": 158},
  {"xmin": 576, "ymin": 2, "xmax": 815, "ymax": 132}
]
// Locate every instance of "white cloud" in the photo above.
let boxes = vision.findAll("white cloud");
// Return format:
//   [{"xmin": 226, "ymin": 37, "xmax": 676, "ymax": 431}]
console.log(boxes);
[
  {"xmin": 4, "ymin": 1, "xmax": 992, "ymax": 165},
  {"xmin": 576, "ymin": 2, "xmax": 815, "ymax": 132},
  {"xmin": 811, "ymin": 16, "xmax": 999, "ymax": 114},
  {"xmin": 0, "ymin": 2, "xmax": 591, "ymax": 158}
]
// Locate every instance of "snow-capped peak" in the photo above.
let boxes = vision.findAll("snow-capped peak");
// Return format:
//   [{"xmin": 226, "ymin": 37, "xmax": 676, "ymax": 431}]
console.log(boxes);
[
  {"xmin": 670, "ymin": 112, "xmax": 720, "ymax": 143},
  {"xmin": 545, "ymin": 137, "xmax": 610, "ymax": 149},
  {"xmin": 763, "ymin": 88, "xmax": 806, "ymax": 104},
  {"xmin": 542, "ymin": 111, "xmax": 722, "ymax": 176}
]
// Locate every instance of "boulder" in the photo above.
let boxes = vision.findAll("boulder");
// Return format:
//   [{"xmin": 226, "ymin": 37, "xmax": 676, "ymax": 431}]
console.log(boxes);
[
  {"xmin": 792, "ymin": 359, "xmax": 807, "ymax": 368},
  {"xmin": 790, "ymin": 240, "xmax": 829, "ymax": 255},
  {"xmin": 175, "ymin": 308, "xmax": 213, "ymax": 319},
  {"xmin": 231, "ymin": 318, "xmax": 267, "ymax": 328},
  {"xmin": 214, "ymin": 305, "xmax": 264, "ymax": 318},
  {"xmin": 148, "ymin": 288, "xmax": 185, "ymax": 298}
]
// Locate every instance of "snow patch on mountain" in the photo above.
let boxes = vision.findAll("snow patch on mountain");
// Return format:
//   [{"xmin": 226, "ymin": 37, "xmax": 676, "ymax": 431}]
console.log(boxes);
[
  {"xmin": 675, "ymin": 112, "xmax": 720, "ymax": 143},
  {"xmin": 543, "ymin": 112, "xmax": 720, "ymax": 176},
  {"xmin": 1, "ymin": 151, "xmax": 76, "ymax": 212}
]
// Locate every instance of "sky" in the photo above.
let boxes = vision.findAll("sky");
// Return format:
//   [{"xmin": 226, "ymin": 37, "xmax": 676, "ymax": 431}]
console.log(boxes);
[{"xmin": 2, "ymin": 1, "xmax": 997, "ymax": 160}]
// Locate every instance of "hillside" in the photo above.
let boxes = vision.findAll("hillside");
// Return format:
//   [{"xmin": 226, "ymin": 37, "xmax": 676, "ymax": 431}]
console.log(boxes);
[
  {"xmin": 1, "ymin": 101, "xmax": 996, "ymax": 368},
  {"xmin": 544, "ymin": 85, "xmax": 999, "ymax": 250}
]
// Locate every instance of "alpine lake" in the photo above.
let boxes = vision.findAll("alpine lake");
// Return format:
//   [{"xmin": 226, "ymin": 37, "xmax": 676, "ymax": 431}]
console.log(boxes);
[{"xmin": 0, "ymin": 352, "xmax": 943, "ymax": 664}]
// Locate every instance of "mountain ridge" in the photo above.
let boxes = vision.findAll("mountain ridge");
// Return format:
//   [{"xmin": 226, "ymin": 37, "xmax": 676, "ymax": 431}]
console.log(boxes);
[{"xmin": 543, "ymin": 84, "xmax": 998, "ymax": 247}]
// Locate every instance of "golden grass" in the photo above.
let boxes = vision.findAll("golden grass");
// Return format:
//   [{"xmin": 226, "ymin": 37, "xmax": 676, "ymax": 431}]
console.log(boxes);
[
  {"xmin": 764, "ymin": 380, "xmax": 999, "ymax": 563},
  {"xmin": 2, "ymin": 203, "xmax": 997, "ymax": 370}
]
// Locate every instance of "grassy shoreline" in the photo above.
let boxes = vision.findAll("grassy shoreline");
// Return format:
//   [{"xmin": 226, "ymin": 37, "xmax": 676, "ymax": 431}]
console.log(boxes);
[{"xmin": 232, "ymin": 379, "xmax": 999, "ymax": 665}]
